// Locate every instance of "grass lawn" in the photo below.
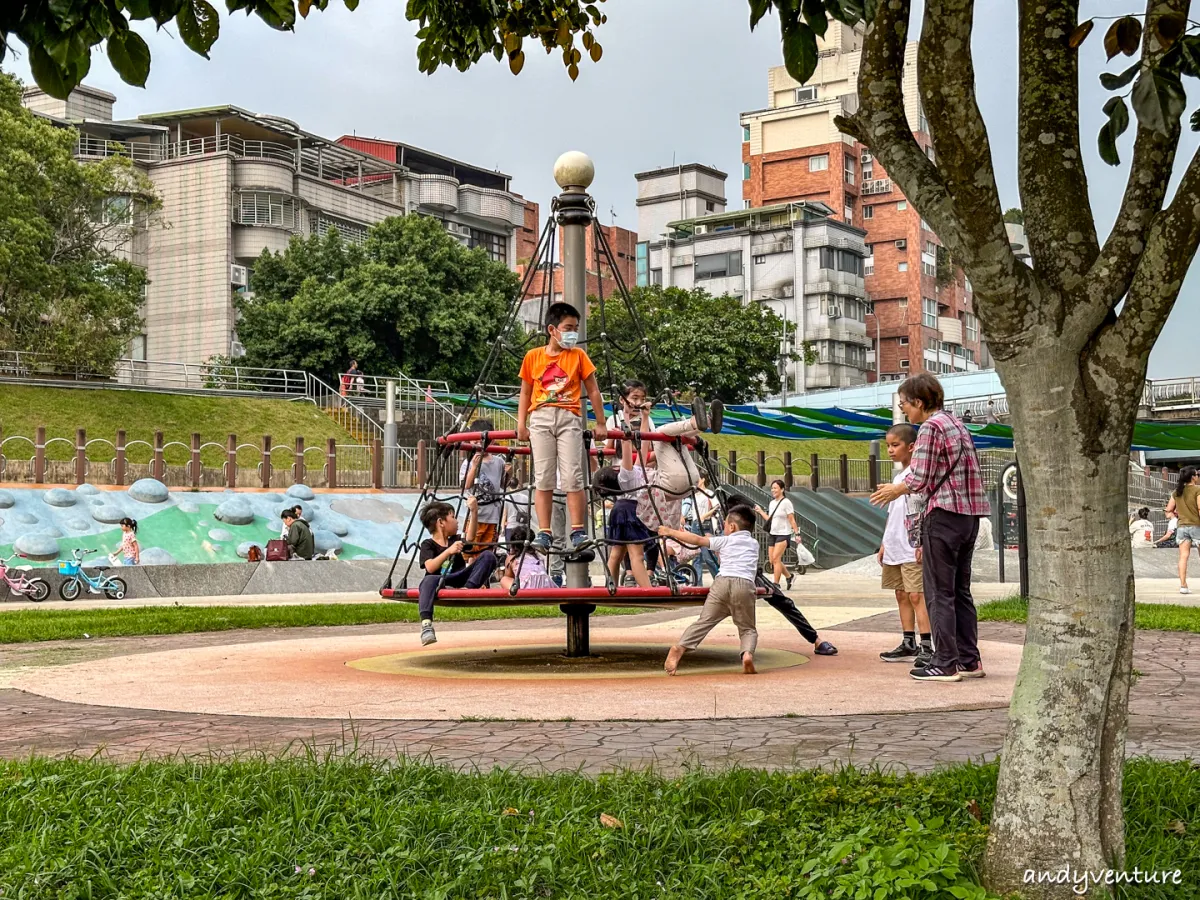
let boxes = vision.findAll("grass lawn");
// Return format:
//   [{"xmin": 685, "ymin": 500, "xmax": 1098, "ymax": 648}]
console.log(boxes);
[
  {"xmin": 0, "ymin": 757, "xmax": 1193, "ymax": 899},
  {"xmin": 705, "ymin": 434, "xmax": 870, "ymax": 477},
  {"xmin": 0, "ymin": 602, "xmax": 636, "ymax": 644},
  {"xmin": 979, "ymin": 596, "xmax": 1200, "ymax": 634},
  {"xmin": 0, "ymin": 385, "xmax": 354, "ymax": 465}
]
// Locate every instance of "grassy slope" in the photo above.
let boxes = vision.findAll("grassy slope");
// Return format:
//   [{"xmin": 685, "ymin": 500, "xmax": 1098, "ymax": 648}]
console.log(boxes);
[
  {"xmin": 0, "ymin": 385, "xmax": 353, "ymax": 464},
  {"xmin": 705, "ymin": 434, "xmax": 870, "ymax": 477}
]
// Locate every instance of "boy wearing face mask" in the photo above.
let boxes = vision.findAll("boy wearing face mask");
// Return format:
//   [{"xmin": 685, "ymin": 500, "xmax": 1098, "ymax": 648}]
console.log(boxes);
[{"xmin": 517, "ymin": 302, "xmax": 608, "ymax": 551}]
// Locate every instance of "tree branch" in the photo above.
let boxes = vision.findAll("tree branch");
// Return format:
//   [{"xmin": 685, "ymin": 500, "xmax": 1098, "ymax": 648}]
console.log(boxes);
[
  {"xmin": 1081, "ymin": 0, "xmax": 1189, "ymax": 326},
  {"xmin": 1017, "ymin": 0, "xmax": 1100, "ymax": 292}
]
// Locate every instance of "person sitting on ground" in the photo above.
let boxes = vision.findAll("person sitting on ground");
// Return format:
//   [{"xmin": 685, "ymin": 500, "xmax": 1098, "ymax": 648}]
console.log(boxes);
[
  {"xmin": 516, "ymin": 302, "xmax": 608, "ymax": 553},
  {"xmin": 1129, "ymin": 507, "xmax": 1156, "ymax": 550},
  {"xmin": 280, "ymin": 509, "xmax": 314, "ymax": 560},
  {"xmin": 658, "ymin": 506, "xmax": 760, "ymax": 676},
  {"xmin": 280, "ymin": 505, "xmax": 305, "ymax": 540},
  {"xmin": 415, "ymin": 496, "xmax": 497, "ymax": 646},
  {"xmin": 499, "ymin": 525, "xmax": 555, "ymax": 593},
  {"xmin": 459, "ymin": 418, "xmax": 506, "ymax": 560},
  {"xmin": 722, "ymin": 492, "xmax": 837, "ymax": 657},
  {"xmin": 876, "ymin": 423, "xmax": 933, "ymax": 666},
  {"xmin": 1156, "ymin": 511, "xmax": 1179, "ymax": 548}
]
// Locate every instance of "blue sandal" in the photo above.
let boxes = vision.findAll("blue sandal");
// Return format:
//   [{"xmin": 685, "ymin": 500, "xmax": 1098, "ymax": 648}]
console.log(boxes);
[{"xmin": 814, "ymin": 640, "xmax": 838, "ymax": 656}]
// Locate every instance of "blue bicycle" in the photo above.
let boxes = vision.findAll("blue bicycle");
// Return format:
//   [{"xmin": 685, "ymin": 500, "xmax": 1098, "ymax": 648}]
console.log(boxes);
[{"xmin": 58, "ymin": 548, "xmax": 127, "ymax": 601}]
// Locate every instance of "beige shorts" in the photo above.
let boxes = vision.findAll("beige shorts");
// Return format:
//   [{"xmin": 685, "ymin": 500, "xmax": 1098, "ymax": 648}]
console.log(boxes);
[
  {"xmin": 882, "ymin": 561, "xmax": 923, "ymax": 593},
  {"xmin": 528, "ymin": 405, "xmax": 585, "ymax": 492}
]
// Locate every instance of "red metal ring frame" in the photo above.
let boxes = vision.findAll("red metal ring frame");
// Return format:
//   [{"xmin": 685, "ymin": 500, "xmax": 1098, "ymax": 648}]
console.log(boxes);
[{"xmin": 439, "ymin": 428, "xmax": 696, "ymax": 457}]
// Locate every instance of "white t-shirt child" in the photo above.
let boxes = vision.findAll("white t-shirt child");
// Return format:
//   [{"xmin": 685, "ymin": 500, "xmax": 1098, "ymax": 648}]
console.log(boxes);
[
  {"xmin": 881, "ymin": 466, "xmax": 918, "ymax": 565},
  {"xmin": 1129, "ymin": 517, "xmax": 1155, "ymax": 549},
  {"xmin": 708, "ymin": 530, "xmax": 760, "ymax": 581},
  {"xmin": 767, "ymin": 497, "xmax": 795, "ymax": 536}
]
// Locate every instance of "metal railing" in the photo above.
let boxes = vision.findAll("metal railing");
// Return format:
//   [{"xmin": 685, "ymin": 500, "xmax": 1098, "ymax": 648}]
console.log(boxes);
[
  {"xmin": 304, "ymin": 374, "xmax": 385, "ymax": 442},
  {"xmin": 1143, "ymin": 377, "xmax": 1200, "ymax": 410},
  {"xmin": 714, "ymin": 458, "xmax": 822, "ymax": 564}
]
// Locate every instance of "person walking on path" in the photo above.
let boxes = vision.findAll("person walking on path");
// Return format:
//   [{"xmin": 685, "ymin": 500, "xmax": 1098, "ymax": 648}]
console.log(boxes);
[
  {"xmin": 1166, "ymin": 466, "xmax": 1200, "ymax": 594},
  {"xmin": 870, "ymin": 373, "xmax": 990, "ymax": 683},
  {"xmin": 754, "ymin": 480, "xmax": 798, "ymax": 590}
]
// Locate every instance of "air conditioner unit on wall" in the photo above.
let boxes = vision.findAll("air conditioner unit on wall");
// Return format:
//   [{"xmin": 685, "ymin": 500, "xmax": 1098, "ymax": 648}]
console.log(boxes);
[
  {"xmin": 895, "ymin": 239, "xmax": 907, "ymax": 250},
  {"xmin": 230, "ymin": 264, "xmax": 248, "ymax": 287},
  {"xmin": 861, "ymin": 152, "xmax": 872, "ymax": 163}
]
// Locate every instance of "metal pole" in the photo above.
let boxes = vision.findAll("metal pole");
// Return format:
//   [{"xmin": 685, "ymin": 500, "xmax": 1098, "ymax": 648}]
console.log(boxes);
[
  {"xmin": 1016, "ymin": 461, "xmax": 1030, "ymax": 598},
  {"xmin": 383, "ymin": 379, "xmax": 398, "ymax": 489}
]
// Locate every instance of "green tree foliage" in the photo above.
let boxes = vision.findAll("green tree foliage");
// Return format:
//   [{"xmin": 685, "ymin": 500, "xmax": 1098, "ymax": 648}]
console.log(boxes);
[
  {"xmin": 0, "ymin": 72, "xmax": 149, "ymax": 373},
  {"xmin": 1002, "ymin": 208, "xmax": 1025, "ymax": 225},
  {"xmin": 237, "ymin": 216, "xmax": 521, "ymax": 389},
  {"xmin": 593, "ymin": 285, "xmax": 792, "ymax": 403}
]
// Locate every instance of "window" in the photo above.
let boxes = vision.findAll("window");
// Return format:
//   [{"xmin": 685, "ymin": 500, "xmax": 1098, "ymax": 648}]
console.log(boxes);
[
  {"xmin": 898, "ymin": 299, "xmax": 908, "ymax": 308},
  {"xmin": 923, "ymin": 297, "xmax": 938, "ymax": 328},
  {"xmin": 863, "ymin": 205, "xmax": 874, "ymax": 220},
  {"xmin": 899, "ymin": 336, "xmax": 908, "ymax": 346},
  {"xmin": 469, "ymin": 228, "xmax": 508, "ymax": 262},
  {"xmin": 844, "ymin": 205, "xmax": 854, "ymax": 221},
  {"xmin": 897, "ymin": 200, "xmax": 908, "ymax": 211},
  {"xmin": 816, "ymin": 246, "xmax": 835, "ymax": 270},
  {"xmin": 919, "ymin": 106, "xmax": 930, "ymax": 134},
  {"xmin": 965, "ymin": 276, "xmax": 973, "ymax": 293},
  {"xmin": 900, "ymin": 359, "xmax": 909, "ymax": 369},
  {"xmin": 694, "ymin": 251, "xmax": 742, "ymax": 280},
  {"xmin": 898, "ymin": 262, "xmax": 908, "ymax": 272},
  {"xmin": 861, "ymin": 151, "xmax": 874, "ymax": 180},
  {"xmin": 313, "ymin": 212, "xmax": 369, "ymax": 245},
  {"xmin": 651, "ymin": 268, "xmax": 663, "ymax": 286},
  {"xmin": 965, "ymin": 312, "xmax": 979, "ymax": 342},
  {"xmin": 795, "ymin": 86, "xmax": 818, "ymax": 103},
  {"xmin": 130, "ymin": 334, "xmax": 147, "ymax": 361},
  {"xmin": 742, "ymin": 125, "xmax": 750, "ymax": 141},
  {"xmin": 753, "ymin": 254, "xmax": 766, "ymax": 265},
  {"xmin": 809, "ymin": 154, "xmax": 829, "ymax": 172},
  {"xmin": 895, "ymin": 239, "xmax": 907, "ymax": 250},
  {"xmin": 864, "ymin": 256, "xmax": 874, "ymax": 276},
  {"xmin": 97, "ymin": 195, "xmax": 133, "ymax": 226},
  {"xmin": 922, "ymin": 257, "xmax": 937, "ymax": 277},
  {"xmin": 234, "ymin": 190, "xmax": 299, "ymax": 230},
  {"xmin": 743, "ymin": 162, "xmax": 751, "ymax": 180},
  {"xmin": 844, "ymin": 156, "xmax": 855, "ymax": 184},
  {"xmin": 925, "ymin": 240, "xmax": 936, "ymax": 256},
  {"xmin": 837, "ymin": 249, "xmax": 863, "ymax": 275},
  {"xmin": 636, "ymin": 241, "xmax": 649, "ymax": 287},
  {"xmin": 925, "ymin": 144, "xmax": 936, "ymax": 162},
  {"xmin": 705, "ymin": 200, "xmax": 715, "ymax": 212}
]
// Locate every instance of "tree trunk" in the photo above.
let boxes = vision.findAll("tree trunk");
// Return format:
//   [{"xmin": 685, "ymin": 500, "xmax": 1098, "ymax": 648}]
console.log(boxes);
[{"xmin": 983, "ymin": 352, "xmax": 1136, "ymax": 899}]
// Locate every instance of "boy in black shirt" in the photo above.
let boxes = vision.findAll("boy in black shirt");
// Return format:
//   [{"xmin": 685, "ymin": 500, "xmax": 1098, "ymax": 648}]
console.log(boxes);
[{"xmin": 416, "ymin": 496, "xmax": 497, "ymax": 646}]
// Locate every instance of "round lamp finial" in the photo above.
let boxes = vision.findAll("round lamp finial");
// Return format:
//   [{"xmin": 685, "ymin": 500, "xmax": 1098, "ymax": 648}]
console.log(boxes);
[{"xmin": 554, "ymin": 151, "xmax": 595, "ymax": 190}]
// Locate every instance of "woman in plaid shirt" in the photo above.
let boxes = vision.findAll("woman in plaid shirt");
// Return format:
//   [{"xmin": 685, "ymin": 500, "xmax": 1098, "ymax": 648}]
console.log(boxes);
[{"xmin": 871, "ymin": 373, "xmax": 990, "ymax": 683}]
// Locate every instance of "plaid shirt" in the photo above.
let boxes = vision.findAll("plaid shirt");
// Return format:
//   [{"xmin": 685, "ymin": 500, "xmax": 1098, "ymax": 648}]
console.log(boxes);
[{"xmin": 904, "ymin": 410, "xmax": 991, "ymax": 517}]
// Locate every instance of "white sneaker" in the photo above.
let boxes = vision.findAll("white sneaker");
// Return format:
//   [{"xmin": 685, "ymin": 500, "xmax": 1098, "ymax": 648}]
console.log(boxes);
[{"xmin": 1181, "ymin": 587, "xmax": 1192, "ymax": 595}]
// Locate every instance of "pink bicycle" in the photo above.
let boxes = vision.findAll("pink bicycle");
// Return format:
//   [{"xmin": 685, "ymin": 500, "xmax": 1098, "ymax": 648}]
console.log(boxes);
[{"xmin": 0, "ymin": 554, "xmax": 50, "ymax": 602}]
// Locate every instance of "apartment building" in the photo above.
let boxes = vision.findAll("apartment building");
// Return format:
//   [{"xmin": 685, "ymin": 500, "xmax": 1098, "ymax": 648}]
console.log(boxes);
[
  {"xmin": 22, "ymin": 84, "xmax": 526, "ymax": 366},
  {"xmin": 738, "ymin": 23, "xmax": 984, "ymax": 382},
  {"xmin": 635, "ymin": 163, "xmax": 868, "ymax": 392}
]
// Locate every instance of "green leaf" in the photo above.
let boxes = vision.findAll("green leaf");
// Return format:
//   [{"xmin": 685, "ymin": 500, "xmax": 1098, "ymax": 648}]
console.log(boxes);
[
  {"xmin": 825, "ymin": 0, "xmax": 864, "ymax": 26},
  {"xmin": 1191, "ymin": 108, "xmax": 1200, "ymax": 131},
  {"xmin": 801, "ymin": 0, "xmax": 827, "ymax": 38},
  {"xmin": 123, "ymin": 0, "xmax": 154, "ymax": 17},
  {"xmin": 782, "ymin": 22, "xmax": 819, "ymax": 85},
  {"xmin": 177, "ymin": 0, "xmax": 220, "ymax": 56},
  {"xmin": 1130, "ymin": 67, "xmax": 1186, "ymax": 135},
  {"xmin": 29, "ymin": 43, "xmax": 74, "ymax": 99},
  {"xmin": 1176, "ymin": 35, "xmax": 1200, "ymax": 78},
  {"xmin": 89, "ymin": 4, "xmax": 117, "ymax": 38},
  {"xmin": 148, "ymin": 0, "xmax": 186, "ymax": 26},
  {"xmin": 1099, "ymin": 61, "xmax": 1139, "ymax": 91},
  {"xmin": 254, "ymin": 0, "xmax": 297, "ymax": 30},
  {"xmin": 343, "ymin": 0, "xmax": 359, "ymax": 10},
  {"xmin": 107, "ymin": 29, "xmax": 152, "ymax": 87},
  {"xmin": 748, "ymin": 0, "xmax": 772, "ymax": 31},
  {"xmin": 1098, "ymin": 95, "xmax": 1130, "ymax": 165}
]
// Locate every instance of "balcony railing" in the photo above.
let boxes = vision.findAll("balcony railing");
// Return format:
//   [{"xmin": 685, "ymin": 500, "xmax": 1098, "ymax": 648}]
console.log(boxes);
[{"xmin": 861, "ymin": 178, "xmax": 893, "ymax": 196}]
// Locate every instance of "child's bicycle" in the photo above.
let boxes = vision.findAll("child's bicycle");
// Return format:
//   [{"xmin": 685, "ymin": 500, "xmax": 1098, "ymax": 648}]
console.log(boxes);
[
  {"xmin": 57, "ymin": 548, "xmax": 127, "ymax": 601},
  {"xmin": 0, "ymin": 554, "xmax": 50, "ymax": 602}
]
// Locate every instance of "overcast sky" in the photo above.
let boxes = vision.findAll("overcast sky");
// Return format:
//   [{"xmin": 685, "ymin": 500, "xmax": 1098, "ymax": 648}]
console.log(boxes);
[{"xmin": 5, "ymin": 0, "xmax": 1194, "ymax": 378}]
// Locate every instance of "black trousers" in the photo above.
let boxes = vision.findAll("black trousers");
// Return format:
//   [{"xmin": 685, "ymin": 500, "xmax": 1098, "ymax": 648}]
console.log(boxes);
[
  {"xmin": 759, "ymin": 575, "xmax": 818, "ymax": 643},
  {"xmin": 417, "ymin": 551, "xmax": 497, "ymax": 620},
  {"xmin": 921, "ymin": 508, "xmax": 980, "ymax": 670}
]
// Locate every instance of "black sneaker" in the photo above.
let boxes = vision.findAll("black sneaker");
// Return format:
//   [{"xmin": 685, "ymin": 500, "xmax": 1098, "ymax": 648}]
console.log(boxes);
[
  {"xmin": 879, "ymin": 641, "xmax": 918, "ymax": 663},
  {"xmin": 693, "ymin": 397, "xmax": 710, "ymax": 432},
  {"xmin": 709, "ymin": 400, "xmax": 724, "ymax": 434},
  {"xmin": 910, "ymin": 664, "xmax": 961, "ymax": 682},
  {"xmin": 420, "ymin": 622, "xmax": 437, "ymax": 646},
  {"xmin": 913, "ymin": 649, "xmax": 933, "ymax": 669}
]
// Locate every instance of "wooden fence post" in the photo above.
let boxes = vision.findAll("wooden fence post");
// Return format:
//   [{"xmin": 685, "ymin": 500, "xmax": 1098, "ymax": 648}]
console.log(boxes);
[
  {"xmin": 115, "ymin": 430, "xmax": 126, "ymax": 486},
  {"xmin": 326, "ymin": 438, "xmax": 338, "ymax": 489},
  {"xmin": 75, "ymin": 428, "xmax": 86, "ymax": 485},
  {"xmin": 261, "ymin": 435, "xmax": 272, "ymax": 489},
  {"xmin": 415, "ymin": 438, "xmax": 427, "ymax": 488},
  {"xmin": 868, "ymin": 453, "xmax": 880, "ymax": 491},
  {"xmin": 34, "ymin": 426, "xmax": 45, "ymax": 484},
  {"xmin": 756, "ymin": 450, "xmax": 766, "ymax": 487},
  {"xmin": 838, "ymin": 454, "xmax": 850, "ymax": 493},
  {"xmin": 371, "ymin": 438, "xmax": 383, "ymax": 489},
  {"xmin": 782, "ymin": 451, "xmax": 793, "ymax": 490},
  {"xmin": 152, "ymin": 431, "xmax": 164, "ymax": 482},
  {"xmin": 226, "ymin": 434, "xmax": 237, "ymax": 489},
  {"xmin": 294, "ymin": 436, "xmax": 305, "ymax": 484},
  {"xmin": 727, "ymin": 449, "xmax": 737, "ymax": 477},
  {"xmin": 190, "ymin": 433, "xmax": 201, "ymax": 488},
  {"xmin": 809, "ymin": 452, "xmax": 819, "ymax": 491}
]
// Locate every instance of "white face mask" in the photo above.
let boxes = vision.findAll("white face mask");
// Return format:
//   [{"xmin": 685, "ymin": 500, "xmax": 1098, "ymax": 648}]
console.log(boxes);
[{"xmin": 558, "ymin": 330, "xmax": 579, "ymax": 348}]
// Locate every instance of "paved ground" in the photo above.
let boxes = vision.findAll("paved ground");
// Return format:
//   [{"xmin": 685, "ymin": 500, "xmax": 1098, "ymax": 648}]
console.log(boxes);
[{"xmin": 0, "ymin": 602, "xmax": 1196, "ymax": 773}]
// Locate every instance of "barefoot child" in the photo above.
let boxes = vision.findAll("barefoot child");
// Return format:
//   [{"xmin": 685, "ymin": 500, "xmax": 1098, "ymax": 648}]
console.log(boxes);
[
  {"xmin": 877, "ymin": 423, "xmax": 933, "ymax": 665},
  {"xmin": 416, "ymin": 496, "xmax": 498, "ymax": 646},
  {"xmin": 499, "ymin": 526, "xmax": 555, "ymax": 592},
  {"xmin": 658, "ymin": 506, "xmax": 760, "ymax": 675},
  {"xmin": 516, "ymin": 302, "xmax": 608, "ymax": 553}
]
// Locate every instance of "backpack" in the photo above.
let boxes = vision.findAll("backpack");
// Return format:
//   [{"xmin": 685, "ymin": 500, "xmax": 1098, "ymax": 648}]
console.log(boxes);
[{"xmin": 246, "ymin": 544, "xmax": 263, "ymax": 562}]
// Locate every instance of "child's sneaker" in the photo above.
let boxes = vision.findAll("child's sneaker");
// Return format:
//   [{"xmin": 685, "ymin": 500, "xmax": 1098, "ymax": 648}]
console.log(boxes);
[
  {"xmin": 880, "ymin": 641, "xmax": 918, "ymax": 663},
  {"xmin": 534, "ymin": 531, "xmax": 553, "ymax": 552},
  {"xmin": 692, "ymin": 398, "xmax": 724, "ymax": 434},
  {"xmin": 420, "ymin": 621, "xmax": 437, "ymax": 646},
  {"xmin": 569, "ymin": 529, "xmax": 589, "ymax": 549}
]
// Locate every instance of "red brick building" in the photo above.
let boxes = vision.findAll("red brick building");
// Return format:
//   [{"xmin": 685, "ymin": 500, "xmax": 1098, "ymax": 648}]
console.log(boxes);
[{"xmin": 739, "ymin": 24, "xmax": 983, "ymax": 382}]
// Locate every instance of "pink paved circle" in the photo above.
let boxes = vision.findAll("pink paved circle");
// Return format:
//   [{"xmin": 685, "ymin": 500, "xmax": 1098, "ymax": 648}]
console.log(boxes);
[{"xmin": 11, "ymin": 624, "xmax": 1023, "ymax": 721}]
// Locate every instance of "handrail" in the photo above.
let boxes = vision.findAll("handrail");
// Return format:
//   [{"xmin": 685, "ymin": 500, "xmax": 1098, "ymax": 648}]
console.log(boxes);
[{"xmin": 305, "ymin": 373, "xmax": 385, "ymax": 440}]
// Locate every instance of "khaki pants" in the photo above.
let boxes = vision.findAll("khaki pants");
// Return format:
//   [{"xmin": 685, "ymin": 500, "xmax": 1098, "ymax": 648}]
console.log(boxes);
[
  {"xmin": 678, "ymin": 575, "xmax": 758, "ymax": 655},
  {"xmin": 528, "ymin": 406, "xmax": 585, "ymax": 492}
]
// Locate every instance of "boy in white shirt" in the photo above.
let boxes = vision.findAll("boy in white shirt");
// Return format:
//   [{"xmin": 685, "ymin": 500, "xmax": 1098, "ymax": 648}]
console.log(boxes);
[
  {"xmin": 877, "ymin": 423, "xmax": 933, "ymax": 666},
  {"xmin": 658, "ymin": 506, "xmax": 759, "ymax": 676}
]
